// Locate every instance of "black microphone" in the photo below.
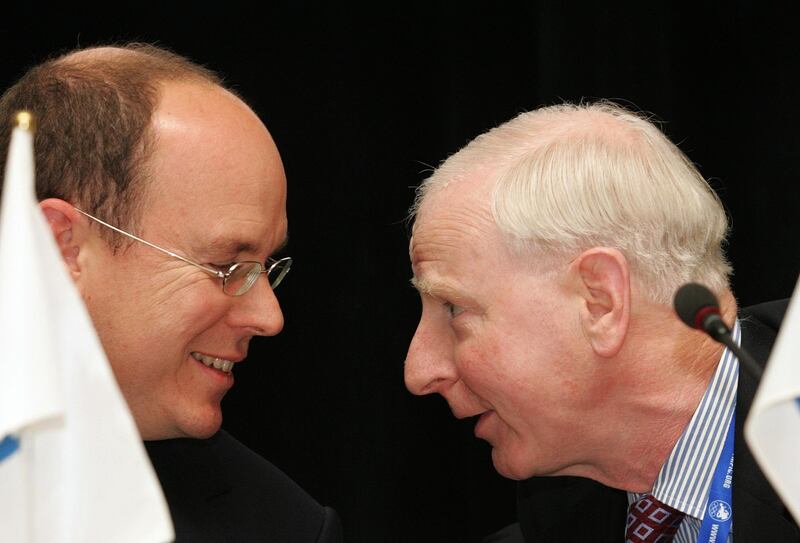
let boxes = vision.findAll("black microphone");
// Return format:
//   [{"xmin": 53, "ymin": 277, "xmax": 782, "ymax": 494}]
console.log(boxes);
[{"xmin": 674, "ymin": 282, "xmax": 763, "ymax": 382}]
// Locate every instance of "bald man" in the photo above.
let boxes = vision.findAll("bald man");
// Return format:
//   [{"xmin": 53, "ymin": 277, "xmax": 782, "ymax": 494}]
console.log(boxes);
[{"xmin": 0, "ymin": 44, "xmax": 341, "ymax": 542}]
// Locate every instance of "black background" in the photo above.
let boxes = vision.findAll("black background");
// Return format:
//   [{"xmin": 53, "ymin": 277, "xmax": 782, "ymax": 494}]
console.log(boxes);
[{"xmin": 2, "ymin": 4, "xmax": 798, "ymax": 542}]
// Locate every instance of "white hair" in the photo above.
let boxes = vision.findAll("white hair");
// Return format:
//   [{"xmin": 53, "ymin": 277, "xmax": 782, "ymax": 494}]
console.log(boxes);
[{"xmin": 412, "ymin": 102, "xmax": 731, "ymax": 304}]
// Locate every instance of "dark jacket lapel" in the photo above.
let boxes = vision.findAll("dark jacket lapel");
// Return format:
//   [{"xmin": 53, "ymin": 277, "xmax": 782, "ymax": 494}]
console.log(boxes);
[{"xmin": 145, "ymin": 435, "xmax": 233, "ymax": 542}]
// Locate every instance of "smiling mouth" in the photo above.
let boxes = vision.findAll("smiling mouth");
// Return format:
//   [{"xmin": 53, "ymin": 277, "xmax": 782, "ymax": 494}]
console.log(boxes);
[{"xmin": 191, "ymin": 352, "xmax": 234, "ymax": 373}]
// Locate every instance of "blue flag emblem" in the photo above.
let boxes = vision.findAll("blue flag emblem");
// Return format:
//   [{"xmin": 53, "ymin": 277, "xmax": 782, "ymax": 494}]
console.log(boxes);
[{"xmin": 0, "ymin": 435, "xmax": 19, "ymax": 462}]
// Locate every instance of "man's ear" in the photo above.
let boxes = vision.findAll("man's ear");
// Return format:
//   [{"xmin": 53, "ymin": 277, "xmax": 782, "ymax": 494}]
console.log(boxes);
[
  {"xmin": 39, "ymin": 198, "xmax": 85, "ymax": 276},
  {"xmin": 569, "ymin": 247, "xmax": 631, "ymax": 358}
]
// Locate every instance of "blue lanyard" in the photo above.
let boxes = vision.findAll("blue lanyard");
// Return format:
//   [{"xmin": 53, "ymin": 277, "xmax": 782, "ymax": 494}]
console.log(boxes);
[{"xmin": 697, "ymin": 411, "xmax": 735, "ymax": 543}]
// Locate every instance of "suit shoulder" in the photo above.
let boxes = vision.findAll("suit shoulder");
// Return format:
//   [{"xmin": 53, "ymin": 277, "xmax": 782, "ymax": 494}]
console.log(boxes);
[
  {"xmin": 146, "ymin": 431, "xmax": 341, "ymax": 542},
  {"xmin": 210, "ymin": 430, "xmax": 319, "ymax": 498},
  {"xmin": 210, "ymin": 430, "xmax": 331, "ymax": 523},
  {"xmin": 740, "ymin": 299, "xmax": 789, "ymax": 332}
]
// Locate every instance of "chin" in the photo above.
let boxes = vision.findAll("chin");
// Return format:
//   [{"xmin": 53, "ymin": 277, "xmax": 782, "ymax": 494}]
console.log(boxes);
[
  {"xmin": 185, "ymin": 416, "xmax": 223, "ymax": 439},
  {"xmin": 184, "ymin": 423, "xmax": 221, "ymax": 440},
  {"xmin": 491, "ymin": 448, "xmax": 533, "ymax": 481},
  {"xmin": 170, "ymin": 406, "xmax": 224, "ymax": 440},
  {"xmin": 135, "ymin": 397, "xmax": 225, "ymax": 440},
  {"xmin": 492, "ymin": 447, "xmax": 548, "ymax": 481}
]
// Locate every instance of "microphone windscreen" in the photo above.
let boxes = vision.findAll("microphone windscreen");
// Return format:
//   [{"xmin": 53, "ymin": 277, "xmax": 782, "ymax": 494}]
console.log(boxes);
[{"xmin": 674, "ymin": 283, "xmax": 719, "ymax": 329}]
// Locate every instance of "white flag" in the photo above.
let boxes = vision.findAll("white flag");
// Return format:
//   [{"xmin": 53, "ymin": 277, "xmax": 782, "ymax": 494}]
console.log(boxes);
[
  {"xmin": 745, "ymin": 275, "xmax": 800, "ymax": 523},
  {"xmin": 0, "ymin": 116, "xmax": 174, "ymax": 542}
]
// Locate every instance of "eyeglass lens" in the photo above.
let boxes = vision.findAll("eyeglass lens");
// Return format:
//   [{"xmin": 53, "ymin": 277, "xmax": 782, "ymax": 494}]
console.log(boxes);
[{"xmin": 222, "ymin": 258, "xmax": 292, "ymax": 296}]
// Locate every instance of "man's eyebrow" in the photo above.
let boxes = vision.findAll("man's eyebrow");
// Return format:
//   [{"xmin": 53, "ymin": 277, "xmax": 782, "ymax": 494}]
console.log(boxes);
[
  {"xmin": 210, "ymin": 233, "xmax": 289, "ymax": 258},
  {"xmin": 410, "ymin": 276, "xmax": 429, "ymax": 294},
  {"xmin": 210, "ymin": 239, "xmax": 260, "ymax": 256},
  {"xmin": 410, "ymin": 276, "xmax": 455, "ymax": 298}
]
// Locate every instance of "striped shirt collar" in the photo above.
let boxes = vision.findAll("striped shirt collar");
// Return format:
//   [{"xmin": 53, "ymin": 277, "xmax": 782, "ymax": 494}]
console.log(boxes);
[{"xmin": 629, "ymin": 319, "xmax": 740, "ymax": 520}]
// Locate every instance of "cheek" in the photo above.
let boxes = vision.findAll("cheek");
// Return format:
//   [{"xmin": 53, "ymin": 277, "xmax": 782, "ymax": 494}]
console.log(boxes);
[
  {"xmin": 458, "ymin": 325, "xmax": 564, "ymax": 419},
  {"xmin": 120, "ymin": 293, "xmax": 229, "ymax": 383},
  {"xmin": 158, "ymin": 287, "xmax": 231, "ymax": 342},
  {"xmin": 113, "ymin": 277, "xmax": 230, "ymax": 356},
  {"xmin": 455, "ymin": 330, "xmax": 517, "ymax": 400}
]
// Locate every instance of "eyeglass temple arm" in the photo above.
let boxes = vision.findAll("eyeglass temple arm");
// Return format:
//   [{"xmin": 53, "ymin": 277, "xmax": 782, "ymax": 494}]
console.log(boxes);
[{"xmin": 72, "ymin": 208, "xmax": 225, "ymax": 278}]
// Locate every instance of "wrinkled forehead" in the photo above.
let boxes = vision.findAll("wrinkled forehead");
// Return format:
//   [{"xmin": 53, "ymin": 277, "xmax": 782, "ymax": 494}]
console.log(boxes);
[
  {"xmin": 410, "ymin": 174, "xmax": 498, "ymax": 264},
  {"xmin": 416, "ymin": 167, "xmax": 491, "ymax": 216}
]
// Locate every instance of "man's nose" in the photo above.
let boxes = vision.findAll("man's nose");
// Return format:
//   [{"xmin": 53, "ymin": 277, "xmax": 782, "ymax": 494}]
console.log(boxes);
[
  {"xmin": 404, "ymin": 320, "xmax": 457, "ymax": 396},
  {"xmin": 230, "ymin": 275, "xmax": 285, "ymax": 336}
]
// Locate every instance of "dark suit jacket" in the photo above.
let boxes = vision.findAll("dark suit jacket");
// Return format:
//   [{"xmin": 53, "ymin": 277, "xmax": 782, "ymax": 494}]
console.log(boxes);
[
  {"xmin": 145, "ymin": 430, "xmax": 342, "ymax": 543},
  {"xmin": 498, "ymin": 300, "xmax": 799, "ymax": 542}
]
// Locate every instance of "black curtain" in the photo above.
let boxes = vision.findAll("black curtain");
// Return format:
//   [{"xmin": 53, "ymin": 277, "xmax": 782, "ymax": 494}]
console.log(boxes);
[{"xmin": 2, "ymin": 4, "xmax": 797, "ymax": 542}]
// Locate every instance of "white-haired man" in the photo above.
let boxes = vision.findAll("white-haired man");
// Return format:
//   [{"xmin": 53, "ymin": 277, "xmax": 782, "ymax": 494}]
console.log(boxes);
[{"xmin": 405, "ymin": 102, "xmax": 798, "ymax": 542}]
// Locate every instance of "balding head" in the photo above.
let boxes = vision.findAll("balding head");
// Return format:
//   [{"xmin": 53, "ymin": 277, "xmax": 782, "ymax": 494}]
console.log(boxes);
[
  {"xmin": 6, "ymin": 45, "xmax": 290, "ymax": 440},
  {"xmin": 0, "ymin": 43, "xmax": 227, "ymax": 245}
]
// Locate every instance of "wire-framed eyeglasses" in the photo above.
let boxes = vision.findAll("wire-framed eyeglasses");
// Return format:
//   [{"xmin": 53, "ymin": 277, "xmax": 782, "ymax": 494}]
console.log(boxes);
[{"xmin": 74, "ymin": 208, "xmax": 291, "ymax": 296}]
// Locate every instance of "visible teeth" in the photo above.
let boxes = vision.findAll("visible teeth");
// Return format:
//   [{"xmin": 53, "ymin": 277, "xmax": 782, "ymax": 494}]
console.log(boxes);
[{"xmin": 191, "ymin": 352, "xmax": 234, "ymax": 373}]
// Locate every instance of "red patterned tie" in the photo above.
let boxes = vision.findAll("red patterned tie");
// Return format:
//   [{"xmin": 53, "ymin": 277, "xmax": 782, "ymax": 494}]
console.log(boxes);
[{"xmin": 625, "ymin": 495, "xmax": 686, "ymax": 542}]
